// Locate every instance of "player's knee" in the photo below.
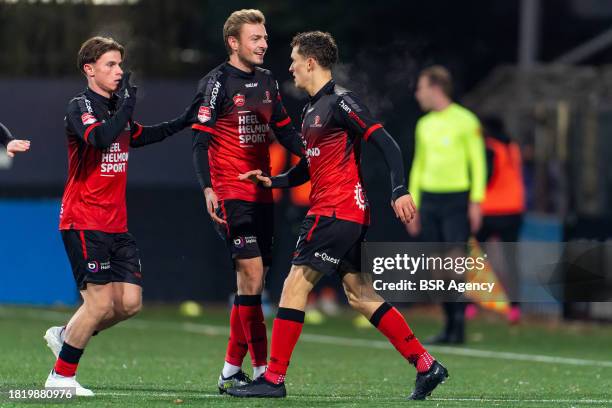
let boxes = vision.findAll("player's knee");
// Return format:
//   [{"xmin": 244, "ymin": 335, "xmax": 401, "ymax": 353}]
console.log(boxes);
[
  {"xmin": 237, "ymin": 272, "xmax": 263, "ymax": 294},
  {"xmin": 115, "ymin": 298, "xmax": 142, "ymax": 319},
  {"xmin": 281, "ymin": 274, "xmax": 309, "ymax": 299},
  {"xmin": 343, "ymin": 284, "xmax": 370, "ymax": 313},
  {"xmin": 87, "ymin": 298, "xmax": 114, "ymax": 321},
  {"xmin": 120, "ymin": 298, "xmax": 142, "ymax": 318},
  {"xmin": 238, "ymin": 281, "xmax": 263, "ymax": 295},
  {"xmin": 236, "ymin": 260, "xmax": 264, "ymax": 294},
  {"xmin": 345, "ymin": 289, "xmax": 365, "ymax": 312}
]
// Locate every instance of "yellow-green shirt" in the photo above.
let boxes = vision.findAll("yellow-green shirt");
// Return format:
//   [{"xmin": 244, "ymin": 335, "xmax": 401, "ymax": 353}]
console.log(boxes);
[{"xmin": 409, "ymin": 103, "xmax": 486, "ymax": 208}]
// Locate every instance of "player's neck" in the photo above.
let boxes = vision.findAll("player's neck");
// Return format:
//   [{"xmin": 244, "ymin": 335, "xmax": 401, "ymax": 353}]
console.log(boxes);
[
  {"xmin": 228, "ymin": 55, "xmax": 255, "ymax": 74},
  {"xmin": 306, "ymin": 71, "xmax": 333, "ymax": 97},
  {"xmin": 87, "ymin": 80, "xmax": 112, "ymax": 99},
  {"xmin": 431, "ymin": 97, "xmax": 452, "ymax": 112}
]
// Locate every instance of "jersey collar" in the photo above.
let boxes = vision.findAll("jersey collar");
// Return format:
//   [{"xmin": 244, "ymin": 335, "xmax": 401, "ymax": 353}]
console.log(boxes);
[
  {"xmin": 224, "ymin": 61, "xmax": 256, "ymax": 79},
  {"xmin": 85, "ymin": 87, "xmax": 119, "ymax": 110},
  {"xmin": 310, "ymin": 79, "xmax": 335, "ymax": 104}
]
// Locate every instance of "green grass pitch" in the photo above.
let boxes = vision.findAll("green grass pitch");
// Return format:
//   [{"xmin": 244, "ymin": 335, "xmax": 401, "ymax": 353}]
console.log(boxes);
[{"xmin": 1, "ymin": 305, "xmax": 611, "ymax": 407}]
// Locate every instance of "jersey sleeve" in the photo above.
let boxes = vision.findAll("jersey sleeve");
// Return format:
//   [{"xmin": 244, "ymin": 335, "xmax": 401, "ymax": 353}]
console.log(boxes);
[
  {"xmin": 333, "ymin": 92, "xmax": 383, "ymax": 141},
  {"xmin": 409, "ymin": 120, "xmax": 425, "ymax": 208},
  {"xmin": 190, "ymin": 74, "xmax": 224, "ymax": 190},
  {"xmin": 65, "ymin": 96, "xmax": 133, "ymax": 149},
  {"xmin": 465, "ymin": 114, "xmax": 486, "ymax": 203},
  {"xmin": 0, "ymin": 122, "xmax": 14, "ymax": 147},
  {"xmin": 190, "ymin": 74, "xmax": 225, "ymax": 134},
  {"xmin": 269, "ymin": 80, "xmax": 304, "ymax": 157},
  {"xmin": 65, "ymin": 97, "xmax": 104, "ymax": 144}
]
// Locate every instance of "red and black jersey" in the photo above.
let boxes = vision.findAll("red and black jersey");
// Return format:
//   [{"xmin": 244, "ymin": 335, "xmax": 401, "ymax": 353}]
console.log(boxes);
[
  {"xmin": 190, "ymin": 62, "xmax": 301, "ymax": 203},
  {"xmin": 300, "ymin": 80, "xmax": 383, "ymax": 225},
  {"xmin": 60, "ymin": 88, "xmax": 185, "ymax": 233},
  {"xmin": 0, "ymin": 122, "xmax": 14, "ymax": 147}
]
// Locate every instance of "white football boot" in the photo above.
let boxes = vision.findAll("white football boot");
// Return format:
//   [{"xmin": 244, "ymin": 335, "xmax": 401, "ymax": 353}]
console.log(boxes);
[
  {"xmin": 43, "ymin": 326, "xmax": 65, "ymax": 358},
  {"xmin": 45, "ymin": 370, "xmax": 94, "ymax": 397}
]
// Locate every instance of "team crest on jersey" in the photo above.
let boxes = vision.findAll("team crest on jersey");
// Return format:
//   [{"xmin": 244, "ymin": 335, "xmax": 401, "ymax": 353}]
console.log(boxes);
[
  {"xmin": 262, "ymin": 90, "xmax": 272, "ymax": 104},
  {"xmin": 310, "ymin": 115, "xmax": 323, "ymax": 128},
  {"xmin": 233, "ymin": 93, "xmax": 246, "ymax": 107},
  {"xmin": 354, "ymin": 182, "xmax": 368, "ymax": 211},
  {"xmin": 81, "ymin": 113, "xmax": 97, "ymax": 125},
  {"xmin": 198, "ymin": 106, "xmax": 212, "ymax": 123}
]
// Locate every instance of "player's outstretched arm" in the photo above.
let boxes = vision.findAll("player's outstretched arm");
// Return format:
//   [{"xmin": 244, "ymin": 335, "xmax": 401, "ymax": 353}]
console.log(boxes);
[
  {"xmin": 238, "ymin": 169, "xmax": 272, "ymax": 187},
  {"xmin": 1, "ymin": 122, "xmax": 30, "ymax": 157},
  {"xmin": 270, "ymin": 79, "xmax": 304, "ymax": 157},
  {"xmin": 239, "ymin": 157, "xmax": 310, "ymax": 189},
  {"xmin": 130, "ymin": 92, "xmax": 202, "ymax": 148},
  {"xmin": 367, "ymin": 127, "xmax": 416, "ymax": 225},
  {"xmin": 274, "ymin": 125, "xmax": 304, "ymax": 158}
]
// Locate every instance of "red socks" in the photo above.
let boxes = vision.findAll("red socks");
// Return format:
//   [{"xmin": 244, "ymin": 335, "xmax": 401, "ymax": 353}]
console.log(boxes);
[
  {"xmin": 262, "ymin": 303, "xmax": 431, "ymax": 385},
  {"xmin": 224, "ymin": 296, "xmax": 249, "ymax": 366},
  {"xmin": 54, "ymin": 342, "xmax": 83, "ymax": 377},
  {"xmin": 416, "ymin": 351, "xmax": 435, "ymax": 373},
  {"xmin": 264, "ymin": 307, "xmax": 305, "ymax": 384},
  {"xmin": 370, "ymin": 302, "xmax": 434, "ymax": 373},
  {"xmin": 238, "ymin": 295, "xmax": 268, "ymax": 367}
]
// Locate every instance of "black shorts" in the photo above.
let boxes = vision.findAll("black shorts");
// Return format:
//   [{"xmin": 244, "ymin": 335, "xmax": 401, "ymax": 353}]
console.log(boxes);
[
  {"xmin": 215, "ymin": 199, "xmax": 274, "ymax": 266},
  {"xmin": 292, "ymin": 215, "xmax": 367, "ymax": 276},
  {"xmin": 61, "ymin": 230, "xmax": 142, "ymax": 291},
  {"xmin": 419, "ymin": 191, "xmax": 470, "ymax": 243}
]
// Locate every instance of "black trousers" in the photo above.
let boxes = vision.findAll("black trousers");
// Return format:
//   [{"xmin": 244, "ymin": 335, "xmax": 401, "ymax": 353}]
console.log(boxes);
[
  {"xmin": 476, "ymin": 213, "xmax": 523, "ymax": 306},
  {"xmin": 419, "ymin": 191, "xmax": 470, "ymax": 340}
]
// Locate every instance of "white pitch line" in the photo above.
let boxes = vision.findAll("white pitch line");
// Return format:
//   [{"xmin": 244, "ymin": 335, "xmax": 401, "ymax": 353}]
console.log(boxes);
[
  {"xmin": 431, "ymin": 398, "xmax": 612, "ymax": 404},
  {"xmin": 89, "ymin": 391, "xmax": 612, "ymax": 404},
  {"xmin": 7, "ymin": 307, "xmax": 612, "ymax": 369},
  {"xmin": 179, "ymin": 324, "xmax": 612, "ymax": 369}
]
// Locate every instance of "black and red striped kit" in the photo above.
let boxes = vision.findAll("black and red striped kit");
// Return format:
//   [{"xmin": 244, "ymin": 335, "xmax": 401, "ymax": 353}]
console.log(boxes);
[
  {"xmin": 190, "ymin": 62, "xmax": 302, "ymax": 264},
  {"xmin": 60, "ymin": 87, "xmax": 186, "ymax": 289},
  {"xmin": 289, "ymin": 80, "xmax": 392, "ymax": 276}
]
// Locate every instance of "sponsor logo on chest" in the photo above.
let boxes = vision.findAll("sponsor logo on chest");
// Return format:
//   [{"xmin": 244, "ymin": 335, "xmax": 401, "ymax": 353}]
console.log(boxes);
[
  {"xmin": 238, "ymin": 113, "xmax": 269, "ymax": 146},
  {"xmin": 233, "ymin": 93, "xmax": 246, "ymax": 107},
  {"xmin": 101, "ymin": 141, "xmax": 129, "ymax": 175}
]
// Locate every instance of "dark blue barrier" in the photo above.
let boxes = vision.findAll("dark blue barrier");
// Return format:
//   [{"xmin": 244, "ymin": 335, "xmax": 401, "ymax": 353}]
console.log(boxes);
[{"xmin": 0, "ymin": 199, "xmax": 77, "ymax": 305}]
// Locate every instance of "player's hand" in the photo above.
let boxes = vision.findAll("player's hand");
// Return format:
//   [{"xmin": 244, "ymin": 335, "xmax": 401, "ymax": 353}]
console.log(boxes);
[
  {"xmin": 118, "ymin": 71, "xmax": 138, "ymax": 106},
  {"xmin": 406, "ymin": 212, "xmax": 421, "ymax": 236},
  {"xmin": 468, "ymin": 202, "xmax": 482, "ymax": 233},
  {"xmin": 238, "ymin": 169, "xmax": 272, "ymax": 188},
  {"xmin": 5, "ymin": 139, "xmax": 30, "ymax": 157},
  {"xmin": 391, "ymin": 193, "xmax": 416, "ymax": 226},
  {"xmin": 204, "ymin": 187, "xmax": 226, "ymax": 225}
]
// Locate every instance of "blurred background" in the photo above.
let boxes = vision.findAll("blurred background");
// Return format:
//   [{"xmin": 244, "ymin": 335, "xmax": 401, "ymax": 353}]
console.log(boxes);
[{"xmin": 1, "ymin": 0, "xmax": 611, "ymax": 323}]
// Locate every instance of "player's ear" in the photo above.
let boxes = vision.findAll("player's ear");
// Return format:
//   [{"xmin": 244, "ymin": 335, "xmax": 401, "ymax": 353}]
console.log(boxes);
[
  {"xmin": 228, "ymin": 36, "xmax": 239, "ymax": 53},
  {"xmin": 306, "ymin": 57, "xmax": 316, "ymax": 72},
  {"xmin": 83, "ymin": 63, "xmax": 95, "ymax": 78}
]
